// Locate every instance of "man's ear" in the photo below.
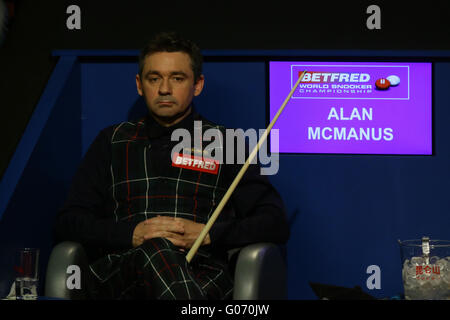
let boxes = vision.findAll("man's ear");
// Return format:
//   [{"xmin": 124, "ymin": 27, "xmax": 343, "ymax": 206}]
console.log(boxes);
[
  {"xmin": 136, "ymin": 74, "xmax": 143, "ymax": 96},
  {"xmin": 194, "ymin": 75, "xmax": 205, "ymax": 97}
]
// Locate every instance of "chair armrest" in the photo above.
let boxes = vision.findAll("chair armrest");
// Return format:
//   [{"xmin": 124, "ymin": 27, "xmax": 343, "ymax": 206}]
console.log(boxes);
[
  {"xmin": 233, "ymin": 243, "xmax": 287, "ymax": 300},
  {"xmin": 44, "ymin": 241, "xmax": 88, "ymax": 300}
]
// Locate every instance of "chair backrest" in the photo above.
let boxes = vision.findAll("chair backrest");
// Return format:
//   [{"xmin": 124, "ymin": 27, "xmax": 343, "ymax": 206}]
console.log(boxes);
[
  {"xmin": 45, "ymin": 242, "xmax": 88, "ymax": 300},
  {"xmin": 232, "ymin": 243, "xmax": 287, "ymax": 300}
]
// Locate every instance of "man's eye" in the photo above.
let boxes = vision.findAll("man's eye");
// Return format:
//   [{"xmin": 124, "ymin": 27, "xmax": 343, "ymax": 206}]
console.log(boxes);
[{"xmin": 173, "ymin": 77, "xmax": 184, "ymax": 81}]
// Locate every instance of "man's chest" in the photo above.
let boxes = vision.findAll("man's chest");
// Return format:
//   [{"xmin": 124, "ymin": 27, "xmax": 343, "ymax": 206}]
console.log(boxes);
[{"xmin": 107, "ymin": 139, "xmax": 228, "ymax": 222}]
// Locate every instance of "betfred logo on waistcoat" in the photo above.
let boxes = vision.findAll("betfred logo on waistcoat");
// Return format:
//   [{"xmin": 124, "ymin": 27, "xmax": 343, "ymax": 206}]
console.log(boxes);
[{"xmin": 171, "ymin": 152, "xmax": 219, "ymax": 175}]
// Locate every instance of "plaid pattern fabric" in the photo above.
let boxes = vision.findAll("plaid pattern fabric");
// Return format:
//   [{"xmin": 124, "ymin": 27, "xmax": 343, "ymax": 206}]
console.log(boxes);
[
  {"xmin": 88, "ymin": 115, "xmax": 234, "ymax": 300},
  {"xmin": 108, "ymin": 118, "xmax": 227, "ymax": 225},
  {"xmin": 89, "ymin": 238, "xmax": 233, "ymax": 300}
]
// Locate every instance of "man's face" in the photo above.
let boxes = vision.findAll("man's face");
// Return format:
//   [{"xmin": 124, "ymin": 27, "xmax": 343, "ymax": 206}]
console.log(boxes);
[{"xmin": 136, "ymin": 51, "xmax": 204, "ymax": 124}]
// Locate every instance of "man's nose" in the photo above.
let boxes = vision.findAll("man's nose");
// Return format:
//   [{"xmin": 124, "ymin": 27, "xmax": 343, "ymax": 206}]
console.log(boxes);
[{"xmin": 158, "ymin": 78, "xmax": 172, "ymax": 95}]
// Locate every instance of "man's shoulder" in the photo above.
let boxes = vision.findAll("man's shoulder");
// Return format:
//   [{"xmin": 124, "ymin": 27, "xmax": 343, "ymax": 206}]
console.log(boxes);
[{"xmin": 194, "ymin": 113, "xmax": 227, "ymax": 132}]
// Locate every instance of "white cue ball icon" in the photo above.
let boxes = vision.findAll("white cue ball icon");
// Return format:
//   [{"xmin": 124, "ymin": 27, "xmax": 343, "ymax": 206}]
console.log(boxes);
[{"xmin": 386, "ymin": 75, "xmax": 400, "ymax": 86}]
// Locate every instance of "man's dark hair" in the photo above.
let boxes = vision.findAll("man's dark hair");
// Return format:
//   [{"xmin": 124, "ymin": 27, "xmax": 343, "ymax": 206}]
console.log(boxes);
[{"xmin": 138, "ymin": 32, "xmax": 203, "ymax": 82}]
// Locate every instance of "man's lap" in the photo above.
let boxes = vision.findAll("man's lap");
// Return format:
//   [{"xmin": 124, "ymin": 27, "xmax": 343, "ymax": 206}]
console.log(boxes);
[{"xmin": 87, "ymin": 238, "xmax": 233, "ymax": 300}]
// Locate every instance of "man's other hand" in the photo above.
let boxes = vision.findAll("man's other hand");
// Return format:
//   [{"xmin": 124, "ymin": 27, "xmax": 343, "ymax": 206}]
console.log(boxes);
[
  {"xmin": 173, "ymin": 217, "xmax": 211, "ymax": 249},
  {"xmin": 132, "ymin": 216, "xmax": 210, "ymax": 248}
]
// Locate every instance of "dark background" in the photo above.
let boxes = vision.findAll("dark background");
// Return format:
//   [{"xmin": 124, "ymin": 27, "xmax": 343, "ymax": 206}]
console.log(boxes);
[{"xmin": 1, "ymin": 0, "xmax": 450, "ymax": 180}]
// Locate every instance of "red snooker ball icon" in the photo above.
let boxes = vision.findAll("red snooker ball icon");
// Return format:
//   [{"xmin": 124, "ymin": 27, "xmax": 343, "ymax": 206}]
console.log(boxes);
[
  {"xmin": 375, "ymin": 78, "xmax": 391, "ymax": 90},
  {"xmin": 375, "ymin": 75, "xmax": 400, "ymax": 90}
]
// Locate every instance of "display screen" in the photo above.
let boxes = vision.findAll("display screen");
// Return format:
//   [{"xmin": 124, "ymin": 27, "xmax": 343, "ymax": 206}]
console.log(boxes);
[{"xmin": 269, "ymin": 61, "xmax": 432, "ymax": 154}]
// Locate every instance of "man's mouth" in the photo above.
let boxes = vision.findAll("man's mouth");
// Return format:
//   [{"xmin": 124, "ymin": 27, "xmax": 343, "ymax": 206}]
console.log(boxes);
[{"xmin": 157, "ymin": 100, "xmax": 176, "ymax": 106}]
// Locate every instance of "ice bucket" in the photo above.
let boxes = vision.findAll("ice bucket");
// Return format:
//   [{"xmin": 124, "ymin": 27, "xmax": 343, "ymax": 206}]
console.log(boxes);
[{"xmin": 398, "ymin": 237, "xmax": 450, "ymax": 300}]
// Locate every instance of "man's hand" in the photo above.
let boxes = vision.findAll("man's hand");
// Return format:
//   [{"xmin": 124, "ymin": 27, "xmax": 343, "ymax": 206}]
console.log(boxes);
[
  {"xmin": 132, "ymin": 216, "xmax": 210, "ymax": 249},
  {"xmin": 132, "ymin": 216, "xmax": 184, "ymax": 248},
  {"xmin": 173, "ymin": 217, "xmax": 211, "ymax": 249}
]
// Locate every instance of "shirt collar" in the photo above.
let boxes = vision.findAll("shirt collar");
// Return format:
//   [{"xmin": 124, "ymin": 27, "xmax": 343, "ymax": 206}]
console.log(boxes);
[{"xmin": 145, "ymin": 104, "xmax": 198, "ymax": 139}]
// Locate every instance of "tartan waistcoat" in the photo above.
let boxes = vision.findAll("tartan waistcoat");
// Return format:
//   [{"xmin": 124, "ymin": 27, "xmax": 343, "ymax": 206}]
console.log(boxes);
[
  {"xmin": 109, "ymin": 116, "xmax": 228, "ymax": 227},
  {"xmin": 88, "ymin": 114, "xmax": 236, "ymax": 297}
]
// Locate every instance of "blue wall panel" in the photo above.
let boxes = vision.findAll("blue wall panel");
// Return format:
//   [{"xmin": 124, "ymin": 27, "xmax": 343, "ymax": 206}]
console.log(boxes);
[
  {"xmin": 81, "ymin": 61, "xmax": 143, "ymax": 154},
  {"xmin": 195, "ymin": 62, "xmax": 267, "ymax": 131}
]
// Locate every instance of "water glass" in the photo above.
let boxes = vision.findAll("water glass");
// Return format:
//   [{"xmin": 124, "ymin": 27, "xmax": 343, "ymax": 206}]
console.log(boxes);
[{"xmin": 14, "ymin": 248, "xmax": 39, "ymax": 300}]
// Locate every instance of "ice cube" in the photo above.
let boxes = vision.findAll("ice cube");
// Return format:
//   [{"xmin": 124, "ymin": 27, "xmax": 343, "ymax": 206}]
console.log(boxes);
[
  {"xmin": 429, "ymin": 256, "xmax": 440, "ymax": 264},
  {"xmin": 403, "ymin": 265, "xmax": 416, "ymax": 278},
  {"xmin": 403, "ymin": 259, "xmax": 410, "ymax": 268},
  {"xmin": 411, "ymin": 256, "xmax": 425, "ymax": 266}
]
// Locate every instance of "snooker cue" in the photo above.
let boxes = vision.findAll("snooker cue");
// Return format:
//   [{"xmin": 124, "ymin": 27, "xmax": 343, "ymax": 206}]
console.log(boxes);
[{"xmin": 186, "ymin": 70, "xmax": 307, "ymax": 263}]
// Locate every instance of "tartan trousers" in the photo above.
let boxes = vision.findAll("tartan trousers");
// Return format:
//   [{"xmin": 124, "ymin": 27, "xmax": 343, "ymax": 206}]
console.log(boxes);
[{"xmin": 87, "ymin": 237, "xmax": 234, "ymax": 300}]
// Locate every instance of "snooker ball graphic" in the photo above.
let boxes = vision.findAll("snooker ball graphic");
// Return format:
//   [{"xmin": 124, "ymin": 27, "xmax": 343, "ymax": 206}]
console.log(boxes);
[
  {"xmin": 375, "ymin": 78, "xmax": 391, "ymax": 90},
  {"xmin": 386, "ymin": 75, "xmax": 400, "ymax": 86}
]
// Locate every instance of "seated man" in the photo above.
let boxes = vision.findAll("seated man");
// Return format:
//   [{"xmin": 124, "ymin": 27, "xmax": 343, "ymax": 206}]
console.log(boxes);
[{"xmin": 54, "ymin": 31, "xmax": 289, "ymax": 300}]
